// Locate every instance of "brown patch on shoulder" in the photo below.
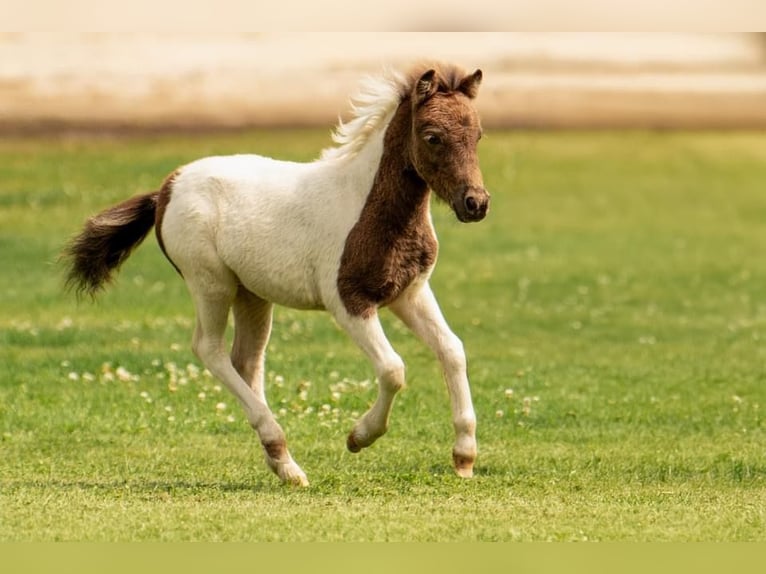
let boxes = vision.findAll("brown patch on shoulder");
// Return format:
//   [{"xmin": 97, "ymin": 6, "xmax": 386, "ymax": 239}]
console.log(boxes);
[
  {"xmin": 154, "ymin": 169, "xmax": 182, "ymax": 276},
  {"xmin": 337, "ymin": 98, "xmax": 438, "ymax": 318}
]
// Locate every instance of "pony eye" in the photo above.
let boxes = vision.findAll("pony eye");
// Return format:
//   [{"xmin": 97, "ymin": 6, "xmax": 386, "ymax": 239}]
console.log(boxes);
[{"xmin": 425, "ymin": 133, "xmax": 442, "ymax": 145}]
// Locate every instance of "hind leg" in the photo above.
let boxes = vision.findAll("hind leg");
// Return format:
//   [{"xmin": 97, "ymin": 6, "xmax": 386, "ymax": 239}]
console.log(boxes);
[
  {"xmin": 187, "ymin": 272, "xmax": 308, "ymax": 486},
  {"xmin": 231, "ymin": 287, "xmax": 299, "ymax": 478},
  {"xmin": 231, "ymin": 286, "xmax": 273, "ymax": 402}
]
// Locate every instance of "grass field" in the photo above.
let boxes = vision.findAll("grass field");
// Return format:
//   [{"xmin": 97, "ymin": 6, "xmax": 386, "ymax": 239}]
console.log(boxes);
[{"xmin": 1, "ymin": 129, "xmax": 764, "ymax": 541}]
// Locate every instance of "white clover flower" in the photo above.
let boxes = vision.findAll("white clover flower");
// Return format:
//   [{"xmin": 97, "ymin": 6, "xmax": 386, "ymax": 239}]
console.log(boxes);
[
  {"xmin": 215, "ymin": 402, "xmax": 227, "ymax": 411},
  {"xmin": 115, "ymin": 366, "xmax": 133, "ymax": 382},
  {"xmin": 522, "ymin": 397, "xmax": 532, "ymax": 416}
]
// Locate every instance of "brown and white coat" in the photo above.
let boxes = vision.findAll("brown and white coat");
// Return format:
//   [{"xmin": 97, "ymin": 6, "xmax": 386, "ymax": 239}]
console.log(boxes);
[{"xmin": 64, "ymin": 63, "xmax": 490, "ymax": 486}]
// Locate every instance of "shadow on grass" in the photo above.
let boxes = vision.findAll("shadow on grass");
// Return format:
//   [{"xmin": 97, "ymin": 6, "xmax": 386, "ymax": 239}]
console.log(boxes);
[{"xmin": 4, "ymin": 478, "xmax": 271, "ymax": 495}]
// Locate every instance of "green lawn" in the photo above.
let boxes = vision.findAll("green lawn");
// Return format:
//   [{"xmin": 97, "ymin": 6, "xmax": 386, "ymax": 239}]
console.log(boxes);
[{"xmin": 1, "ymin": 129, "xmax": 764, "ymax": 541}]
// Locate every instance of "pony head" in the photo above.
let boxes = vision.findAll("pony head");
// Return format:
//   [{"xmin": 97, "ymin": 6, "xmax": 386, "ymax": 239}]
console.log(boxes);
[{"xmin": 408, "ymin": 67, "xmax": 489, "ymax": 223}]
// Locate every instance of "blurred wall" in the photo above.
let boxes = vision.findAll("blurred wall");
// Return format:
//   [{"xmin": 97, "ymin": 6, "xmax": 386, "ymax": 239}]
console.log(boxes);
[{"xmin": 1, "ymin": 33, "xmax": 765, "ymax": 132}]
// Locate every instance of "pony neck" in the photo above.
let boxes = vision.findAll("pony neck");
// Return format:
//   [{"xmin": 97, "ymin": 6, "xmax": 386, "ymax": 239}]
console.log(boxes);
[
  {"xmin": 364, "ymin": 98, "xmax": 431, "ymax": 228},
  {"xmin": 336, "ymin": 96, "xmax": 439, "ymax": 318}
]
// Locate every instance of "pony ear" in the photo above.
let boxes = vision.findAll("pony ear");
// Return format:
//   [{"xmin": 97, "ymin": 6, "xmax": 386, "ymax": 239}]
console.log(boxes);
[
  {"xmin": 458, "ymin": 69, "xmax": 483, "ymax": 98},
  {"xmin": 414, "ymin": 69, "xmax": 438, "ymax": 104}
]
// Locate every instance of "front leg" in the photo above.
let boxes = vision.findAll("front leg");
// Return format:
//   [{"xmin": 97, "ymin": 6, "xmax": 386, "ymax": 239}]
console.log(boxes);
[
  {"xmin": 332, "ymin": 309, "xmax": 406, "ymax": 453},
  {"xmin": 389, "ymin": 281, "xmax": 477, "ymax": 478}
]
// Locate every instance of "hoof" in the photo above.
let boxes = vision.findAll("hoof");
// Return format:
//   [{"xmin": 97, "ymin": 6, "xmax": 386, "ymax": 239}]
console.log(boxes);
[
  {"xmin": 452, "ymin": 452, "xmax": 475, "ymax": 478},
  {"xmin": 454, "ymin": 465, "xmax": 474, "ymax": 479},
  {"xmin": 273, "ymin": 460, "xmax": 309, "ymax": 487},
  {"xmin": 346, "ymin": 425, "xmax": 385, "ymax": 452},
  {"xmin": 346, "ymin": 431, "xmax": 362, "ymax": 453},
  {"xmin": 282, "ymin": 470, "xmax": 310, "ymax": 487},
  {"xmin": 263, "ymin": 443, "xmax": 309, "ymax": 487}
]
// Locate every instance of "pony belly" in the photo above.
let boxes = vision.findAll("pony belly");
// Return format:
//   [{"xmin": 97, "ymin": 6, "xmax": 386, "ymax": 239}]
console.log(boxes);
[
  {"xmin": 215, "ymin": 225, "xmax": 333, "ymax": 311},
  {"xmin": 234, "ymin": 266, "xmax": 326, "ymax": 311}
]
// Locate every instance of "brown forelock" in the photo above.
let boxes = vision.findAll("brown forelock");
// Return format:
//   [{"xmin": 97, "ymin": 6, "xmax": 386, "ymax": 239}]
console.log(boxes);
[
  {"xmin": 404, "ymin": 62, "xmax": 472, "ymax": 97},
  {"xmin": 154, "ymin": 170, "xmax": 183, "ymax": 276},
  {"xmin": 337, "ymin": 92, "xmax": 438, "ymax": 318}
]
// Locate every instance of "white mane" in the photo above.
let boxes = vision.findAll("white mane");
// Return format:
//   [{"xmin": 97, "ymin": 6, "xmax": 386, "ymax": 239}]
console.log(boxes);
[{"xmin": 320, "ymin": 70, "xmax": 406, "ymax": 161}]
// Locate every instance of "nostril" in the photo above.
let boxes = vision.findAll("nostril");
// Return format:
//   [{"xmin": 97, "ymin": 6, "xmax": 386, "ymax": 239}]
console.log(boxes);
[{"xmin": 464, "ymin": 195, "xmax": 479, "ymax": 213}]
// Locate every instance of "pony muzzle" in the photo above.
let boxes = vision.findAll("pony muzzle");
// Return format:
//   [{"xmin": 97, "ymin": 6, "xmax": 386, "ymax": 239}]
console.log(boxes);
[{"xmin": 455, "ymin": 187, "xmax": 490, "ymax": 222}]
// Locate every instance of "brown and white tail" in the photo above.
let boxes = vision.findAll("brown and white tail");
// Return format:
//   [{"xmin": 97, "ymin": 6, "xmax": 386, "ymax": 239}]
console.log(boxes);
[{"xmin": 62, "ymin": 192, "xmax": 159, "ymax": 298}]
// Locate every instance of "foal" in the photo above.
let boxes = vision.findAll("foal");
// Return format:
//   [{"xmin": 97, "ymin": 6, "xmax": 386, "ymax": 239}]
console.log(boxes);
[{"xmin": 64, "ymin": 63, "xmax": 490, "ymax": 486}]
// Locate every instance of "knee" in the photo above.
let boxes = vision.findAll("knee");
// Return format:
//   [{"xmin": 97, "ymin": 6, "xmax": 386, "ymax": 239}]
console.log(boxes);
[
  {"xmin": 378, "ymin": 354, "xmax": 405, "ymax": 392},
  {"xmin": 454, "ymin": 412, "xmax": 477, "ymax": 436}
]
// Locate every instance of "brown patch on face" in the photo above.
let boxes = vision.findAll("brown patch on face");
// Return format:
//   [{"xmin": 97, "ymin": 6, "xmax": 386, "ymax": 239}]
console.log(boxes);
[
  {"xmin": 154, "ymin": 170, "xmax": 182, "ymax": 276},
  {"xmin": 337, "ymin": 97, "xmax": 438, "ymax": 318},
  {"xmin": 410, "ymin": 67, "xmax": 489, "ymax": 223}
]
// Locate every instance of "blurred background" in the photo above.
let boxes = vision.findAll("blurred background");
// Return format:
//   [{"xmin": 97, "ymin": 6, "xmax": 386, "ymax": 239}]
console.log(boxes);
[{"xmin": 2, "ymin": 32, "xmax": 765, "ymax": 133}]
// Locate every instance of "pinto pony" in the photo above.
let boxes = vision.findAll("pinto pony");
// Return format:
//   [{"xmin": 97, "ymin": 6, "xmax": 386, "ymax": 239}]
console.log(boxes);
[{"xmin": 63, "ymin": 63, "xmax": 490, "ymax": 486}]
